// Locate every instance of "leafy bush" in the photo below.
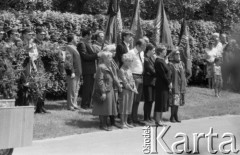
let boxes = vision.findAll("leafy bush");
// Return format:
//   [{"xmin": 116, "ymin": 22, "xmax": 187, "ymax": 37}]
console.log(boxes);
[{"xmin": 0, "ymin": 9, "xmax": 219, "ymax": 100}]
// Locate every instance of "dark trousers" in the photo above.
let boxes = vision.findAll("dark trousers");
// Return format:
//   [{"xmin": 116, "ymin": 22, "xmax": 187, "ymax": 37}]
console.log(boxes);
[
  {"xmin": 144, "ymin": 101, "xmax": 153, "ymax": 120},
  {"xmin": 81, "ymin": 74, "xmax": 95, "ymax": 108},
  {"xmin": 35, "ymin": 91, "xmax": 46, "ymax": 113},
  {"xmin": 131, "ymin": 74, "xmax": 143, "ymax": 122}
]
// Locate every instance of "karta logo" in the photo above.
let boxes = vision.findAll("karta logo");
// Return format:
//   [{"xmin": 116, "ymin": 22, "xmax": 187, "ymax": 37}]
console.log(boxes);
[{"xmin": 142, "ymin": 126, "xmax": 239, "ymax": 154}]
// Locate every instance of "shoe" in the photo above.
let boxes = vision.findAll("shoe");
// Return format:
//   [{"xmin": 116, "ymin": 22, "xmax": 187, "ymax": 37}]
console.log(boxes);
[
  {"xmin": 74, "ymin": 106, "xmax": 80, "ymax": 110},
  {"xmin": 155, "ymin": 121, "xmax": 163, "ymax": 127},
  {"xmin": 174, "ymin": 115, "xmax": 181, "ymax": 123},
  {"xmin": 107, "ymin": 126, "xmax": 113, "ymax": 131},
  {"xmin": 125, "ymin": 123, "xmax": 134, "ymax": 128},
  {"xmin": 133, "ymin": 120, "xmax": 146, "ymax": 126},
  {"xmin": 101, "ymin": 126, "xmax": 111, "ymax": 131},
  {"xmin": 119, "ymin": 124, "xmax": 128, "ymax": 129},
  {"xmin": 170, "ymin": 116, "xmax": 175, "ymax": 123},
  {"xmin": 68, "ymin": 107, "xmax": 75, "ymax": 111}
]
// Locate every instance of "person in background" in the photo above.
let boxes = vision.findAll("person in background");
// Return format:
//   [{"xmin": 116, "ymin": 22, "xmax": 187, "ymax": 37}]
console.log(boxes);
[
  {"xmin": 92, "ymin": 30, "xmax": 105, "ymax": 53},
  {"xmin": 92, "ymin": 51, "xmax": 118, "ymax": 131},
  {"xmin": 143, "ymin": 43, "xmax": 156, "ymax": 123},
  {"xmin": 114, "ymin": 29, "xmax": 134, "ymax": 68},
  {"xmin": 213, "ymin": 58, "xmax": 223, "ymax": 97},
  {"xmin": 34, "ymin": 27, "xmax": 46, "ymax": 45},
  {"xmin": 77, "ymin": 29, "xmax": 100, "ymax": 109},
  {"xmin": 154, "ymin": 44, "xmax": 172, "ymax": 126},
  {"xmin": 129, "ymin": 39, "xmax": 146, "ymax": 126},
  {"xmin": 212, "ymin": 33, "xmax": 223, "ymax": 59},
  {"xmin": 118, "ymin": 53, "xmax": 138, "ymax": 129},
  {"xmin": 169, "ymin": 50, "xmax": 187, "ymax": 123},
  {"xmin": 6, "ymin": 29, "xmax": 19, "ymax": 48},
  {"xmin": 65, "ymin": 33, "xmax": 82, "ymax": 111},
  {"xmin": 204, "ymin": 41, "xmax": 216, "ymax": 89},
  {"xmin": 142, "ymin": 36, "xmax": 150, "ymax": 44}
]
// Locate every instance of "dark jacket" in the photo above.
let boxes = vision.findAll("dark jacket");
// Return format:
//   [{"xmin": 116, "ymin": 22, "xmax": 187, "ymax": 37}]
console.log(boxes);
[
  {"xmin": 77, "ymin": 41, "xmax": 98, "ymax": 75},
  {"xmin": 143, "ymin": 56, "xmax": 156, "ymax": 86},
  {"xmin": 154, "ymin": 58, "xmax": 171, "ymax": 90},
  {"xmin": 114, "ymin": 42, "xmax": 129, "ymax": 68}
]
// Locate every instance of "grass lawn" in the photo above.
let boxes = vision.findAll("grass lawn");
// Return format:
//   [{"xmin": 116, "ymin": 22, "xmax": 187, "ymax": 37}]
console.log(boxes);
[{"xmin": 33, "ymin": 87, "xmax": 240, "ymax": 140}]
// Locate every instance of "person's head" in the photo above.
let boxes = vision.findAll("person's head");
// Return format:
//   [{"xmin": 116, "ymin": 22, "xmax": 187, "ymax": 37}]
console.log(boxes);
[
  {"xmin": 144, "ymin": 43, "xmax": 155, "ymax": 57},
  {"xmin": 214, "ymin": 57, "xmax": 221, "ymax": 65},
  {"xmin": 121, "ymin": 29, "xmax": 134, "ymax": 44},
  {"xmin": 136, "ymin": 39, "xmax": 146, "ymax": 52},
  {"xmin": 7, "ymin": 29, "xmax": 19, "ymax": 41},
  {"xmin": 82, "ymin": 29, "xmax": 92, "ymax": 41},
  {"xmin": 99, "ymin": 51, "xmax": 113, "ymax": 65},
  {"xmin": 16, "ymin": 38, "xmax": 23, "ymax": 47},
  {"xmin": 103, "ymin": 44, "xmax": 116, "ymax": 57},
  {"xmin": 173, "ymin": 50, "xmax": 181, "ymax": 62},
  {"xmin": 142, "ymin": 36, "xmax": 150, "ymax": 44},
  {"xmin": 36, "ymin": 27, "xmax": 46, "ymax": 41},
  {"xmin": 212, "ymin": 33, "xmax": 220, "ymax": 43},
  {"xmin": 22, "ymin": 28, "xmax": 35, "ymax": 41},
  {"xmin": 122, "ymin": 53, "xmax": 133, "ymax": 67},
  {"xmin": 155, "ymin": 44, "xmax": 167, "ymax": 58},
  {"xmin": 208, "ymin": 40, "xmax": 214, "ymax": 49},
  {"xmin": 67, "ymin": 33, "xmax": 77, "ymax": 45},
  {"xmin": 220, "ymin": 33, "xmax": 227, "ymax": 44},
  {"xmin": 95, "ymin": 31, "xmax": 104, "ymax": 44}
]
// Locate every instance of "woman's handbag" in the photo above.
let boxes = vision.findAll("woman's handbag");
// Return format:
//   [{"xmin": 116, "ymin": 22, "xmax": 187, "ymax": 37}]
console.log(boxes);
[{"xmin": 92, "ymin": 89, "xmax": 103, "ymax": 103}]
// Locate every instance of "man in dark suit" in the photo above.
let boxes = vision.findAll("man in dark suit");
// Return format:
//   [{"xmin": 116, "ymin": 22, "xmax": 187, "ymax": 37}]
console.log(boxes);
[
  {"xmin": 114, "ymin": 29, "xmax": 134, "ymax": 68},
  {"xmin": 77, "ymin": 29, "xmax": 100, "ymax": 109}
]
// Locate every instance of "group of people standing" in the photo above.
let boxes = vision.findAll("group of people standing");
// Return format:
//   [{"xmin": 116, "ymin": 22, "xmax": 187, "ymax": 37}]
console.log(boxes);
[
  {"xmin": 68, "ymin": 29, "xmax": 187, "ymax": 131},
  {"xmin": 204, "ymin": 33, "xmax": 240, "ymax": 97}
]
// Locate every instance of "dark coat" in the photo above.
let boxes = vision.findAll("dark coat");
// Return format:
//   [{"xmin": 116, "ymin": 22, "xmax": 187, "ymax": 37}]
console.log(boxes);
[
  {"xmin": 77, "ymin": 41, "xmax": 98, "ymax": 75},
  {"xmin": 154, "ymin": 58, "xmax": 171, "ymax": 112},
  {"xmin": 143, "ymin": 56, "xmax": 156, "ymax": 86},
  {"xmin": 114, "ymin": 42, "xmax": 129, "ymax": 68}
]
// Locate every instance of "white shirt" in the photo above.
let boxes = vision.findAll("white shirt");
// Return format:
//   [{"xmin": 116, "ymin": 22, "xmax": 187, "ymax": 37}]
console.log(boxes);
[
  {"xmin": 214, "ymin": 42, "xmax": 223, "ymax": 58},
  {"xmin": 124, "ymin": 41, "xmax": 130, "ymax": 52},
  {"xmin": 206, "ymin": 48, "xmax": 217, "ymax": 63},
  {"xmin": 129, "ymin": 48, "xmax": 144, "ymax": 74}
]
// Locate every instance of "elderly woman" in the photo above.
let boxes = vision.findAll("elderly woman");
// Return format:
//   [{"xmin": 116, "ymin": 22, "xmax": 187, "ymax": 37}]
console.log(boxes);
[
  {"xmin": 92, "ymin": 51, "xmax": 118, "ymax": 131},
  {"xmin": 102, "ymin": 44, "xmax": 122, "ymax": 127},
  {"xmin": 154, "ymin": 44, "xmax": 172, "ymax": 126},
  {"xmin": 169, "ymin": 50, "xmax": 187, "ymax": 123},
  {"xmin": 143, "ymin": 43, "xmax": 156, "ymax": 122}
]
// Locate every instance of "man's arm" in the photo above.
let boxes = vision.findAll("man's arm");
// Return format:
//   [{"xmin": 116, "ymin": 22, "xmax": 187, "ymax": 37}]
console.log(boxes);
[{"xmin": 77, "ymin": 42, "xmax": 98, "ymax": 61}]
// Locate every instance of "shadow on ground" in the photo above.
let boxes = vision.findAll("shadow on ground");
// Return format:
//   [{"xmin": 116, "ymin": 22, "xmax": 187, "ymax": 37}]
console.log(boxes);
[
  {"xmin": 65, "ymin": 119, "xmax": 99, "ymax": 129},
  {"xmin": 45, "ymin": 101, "xmax": 66, "ymax": 111}
]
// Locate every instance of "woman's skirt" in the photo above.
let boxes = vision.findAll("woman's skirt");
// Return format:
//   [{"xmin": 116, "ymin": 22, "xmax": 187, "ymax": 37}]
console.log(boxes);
[
  {"xmin": 118, "ymin": 89, "xmax": 134, "ymax": 115},
  {"xmin": 169, "ymin": 92, "xmax": 185, "ymax": 106}
]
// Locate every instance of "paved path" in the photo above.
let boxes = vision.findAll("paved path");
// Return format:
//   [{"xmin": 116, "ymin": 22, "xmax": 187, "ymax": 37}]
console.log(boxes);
[{"xmin": 14, "ymin": 115, "xmax": 240, "ymax": 155}]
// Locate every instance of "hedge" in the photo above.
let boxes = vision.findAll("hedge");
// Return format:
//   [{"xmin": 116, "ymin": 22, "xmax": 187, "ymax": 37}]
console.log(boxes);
[{"xmin": 0, "ymin": 10, "xmax": 219, "ymax": 99}]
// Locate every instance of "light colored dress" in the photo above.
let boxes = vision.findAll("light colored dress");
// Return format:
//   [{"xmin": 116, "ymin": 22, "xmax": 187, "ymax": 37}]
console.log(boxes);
[
  {"xmin": 213, "ymin": 64, "xmax": 222, "ymax": 88},
  {"xmin": 118, "ymin": 66, "xmax": 136, "ymax": 115}
]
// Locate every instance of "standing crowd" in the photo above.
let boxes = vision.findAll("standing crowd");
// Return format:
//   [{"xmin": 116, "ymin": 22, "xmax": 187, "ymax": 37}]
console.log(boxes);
[
  {"xmin": 2, "ymin": 25, "xmax": 238, "ymax": 132},
  {"xmin": 66, "ymin": 29, "xmax": 188, "ymax": 131}
]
